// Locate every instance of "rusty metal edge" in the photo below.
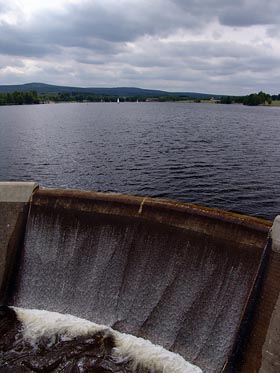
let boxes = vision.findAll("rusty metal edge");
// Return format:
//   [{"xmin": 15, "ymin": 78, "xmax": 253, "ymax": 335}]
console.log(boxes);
[{"xmin": 33, "ymin": 188, "xmax": 272, "ymax": 230}]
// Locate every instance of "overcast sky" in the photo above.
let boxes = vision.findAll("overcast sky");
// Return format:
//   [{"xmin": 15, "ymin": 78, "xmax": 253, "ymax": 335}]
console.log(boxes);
[{"xmin": 0, "ymin": 0, "xmax": 279, "ymax": 95}]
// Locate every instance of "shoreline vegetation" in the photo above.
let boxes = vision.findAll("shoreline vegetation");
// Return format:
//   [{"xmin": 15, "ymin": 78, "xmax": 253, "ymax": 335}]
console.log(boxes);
[{"xmin": 0, "ymin": 90, "xmax": 279, "ymax": 107}]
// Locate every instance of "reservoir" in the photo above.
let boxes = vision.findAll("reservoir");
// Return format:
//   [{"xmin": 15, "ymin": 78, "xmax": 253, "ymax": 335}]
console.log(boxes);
[{"xmin": 0, "ymin": 101, "xmax": 279, "ymax": 220}]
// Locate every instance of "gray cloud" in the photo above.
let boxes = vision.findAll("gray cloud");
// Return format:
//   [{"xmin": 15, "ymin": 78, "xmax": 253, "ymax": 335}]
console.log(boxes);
[
  {"xmin": 0, "ymin": 0, "xmax": 211, "ymax": 57},
  {"xmin": 175, "ymin": 0, "xmax": 280, "ymax": 27},
  {"xmin": 0, "ymin": 28, "xmax": 57, "ymax": 57},
  {"xmin": 0, "ymin": 1, "xmax": 278, "ymax": 56},
  {"xmin": 0, "ymin": 0, "xmax": 280, "ymax": 94},
  {"xmin": 0, "ymin": 1, "xmax": 10, "ymax": 13},
  {"xmin": 219, "ymin": 5, "xmax": 279, "ymax": 27}
]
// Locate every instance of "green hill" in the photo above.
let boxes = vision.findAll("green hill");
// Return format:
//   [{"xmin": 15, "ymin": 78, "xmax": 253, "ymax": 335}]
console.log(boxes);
[{"xmin": 0, "ymin": 83, "xmax": 220, "ymax": 99}]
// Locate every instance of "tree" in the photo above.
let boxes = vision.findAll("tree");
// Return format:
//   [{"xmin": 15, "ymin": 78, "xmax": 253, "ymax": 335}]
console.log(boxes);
[
  {"xmin": 220, "ymin": 96, "xmax": 232, "ymax": 104},
  {"xmin": 242, "ymin": 91, "xmax": 272, "ymax": 106}
]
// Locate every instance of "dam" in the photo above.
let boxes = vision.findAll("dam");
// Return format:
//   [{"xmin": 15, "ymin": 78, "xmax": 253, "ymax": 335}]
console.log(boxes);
[{"xmin": 0, "ymin": 182, "xmax": 279, "ymax": 372}]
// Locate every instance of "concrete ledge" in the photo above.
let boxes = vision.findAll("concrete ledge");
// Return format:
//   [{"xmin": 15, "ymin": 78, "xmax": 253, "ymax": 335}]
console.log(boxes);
[
  {"xmin": 0, "ymin": 182, "xmax": 38, "ymax": 202},
  {"xmin": 271, "ymin": 215, "xmax": 280, "ymax": 253},
  {"xmin": 260, "ymin": 291, "xmax": 280, "ymax": 373},
  {"xmin": 0, "ymin": 182, "xmax": 38, "ymax": 302},
  {"xmin": 258, "ymin": 216, "xmax": 280, "ymax": 372}
]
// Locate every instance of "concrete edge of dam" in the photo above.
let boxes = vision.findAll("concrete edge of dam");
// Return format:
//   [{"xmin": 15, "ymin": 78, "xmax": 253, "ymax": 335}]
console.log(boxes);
[
  {"xmin": 32, "ymin": 188, "xmax": 271, "ymax": 248},
  {"xmin": 0, "ymin": 182, "xmax": 38, "ymax": 301},
  {"xmin": 0, "ymin": 182, "xmax": 279, "ymax": 372}
]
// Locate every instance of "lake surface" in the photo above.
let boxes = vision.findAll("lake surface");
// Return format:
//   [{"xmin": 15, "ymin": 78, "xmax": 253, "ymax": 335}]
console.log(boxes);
[{"xmin": 0, "ymin": 102, "xmax": 279, "ymax": 221}]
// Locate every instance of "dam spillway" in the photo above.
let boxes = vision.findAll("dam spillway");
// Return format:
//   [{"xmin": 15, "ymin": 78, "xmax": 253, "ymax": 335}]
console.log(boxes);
[{"xmin": 0, "ymin": 183, "xmax": 279, "ymax": 372}]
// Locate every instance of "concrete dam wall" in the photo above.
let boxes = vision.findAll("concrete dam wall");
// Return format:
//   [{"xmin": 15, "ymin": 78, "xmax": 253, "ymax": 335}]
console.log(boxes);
[{"xmin": 0, "ymin": 183, "xmax": 279, "ymax": 372}]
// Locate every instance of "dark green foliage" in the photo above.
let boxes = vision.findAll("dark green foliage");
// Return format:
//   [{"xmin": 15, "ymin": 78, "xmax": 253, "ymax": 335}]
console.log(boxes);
[
  {"xmin": 219, "ymin": 91, "xmax": 273, "ymax": 106},
  {"xmin": 0, "ymin": 89, "xmax": 210, "ymax": 105},
  {"xmin": 242, "ymin": 91, "xmax": 272, "ymax": 106},
  {"xmin": 220, "ymin": 96, "xmax": 233, "ymax": 104},
  {"xmin": 0, "ymin": 85, "xmax": 276, "ymax": 106},
  {"xmin": 0, "ymin": 90, "xmax": 40, "ymax": 105}
]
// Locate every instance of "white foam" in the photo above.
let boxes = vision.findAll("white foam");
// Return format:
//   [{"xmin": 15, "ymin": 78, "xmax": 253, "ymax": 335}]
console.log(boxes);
[
  {"xmin": 12, "ymin": 307, "xmax": 202, "ymax": 373},
  {"xmin": 113, "ymin": 330, "xmax": 202, "ymax": 373},
  {"xmin": 12, "ymin": 307, "xmax": 108, "ymax": 347}
]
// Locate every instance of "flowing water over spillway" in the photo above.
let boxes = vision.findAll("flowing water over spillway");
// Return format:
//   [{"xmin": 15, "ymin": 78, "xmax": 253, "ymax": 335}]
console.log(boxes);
[{"xmin": 5, "ymin": 191, "xmax": 266, "ymax": 372}]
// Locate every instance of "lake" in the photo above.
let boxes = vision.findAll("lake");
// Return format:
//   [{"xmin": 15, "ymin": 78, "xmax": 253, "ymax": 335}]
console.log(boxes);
[{"xmin": 0, "ymin": 102, "xmax": 279, "ymax": 221}]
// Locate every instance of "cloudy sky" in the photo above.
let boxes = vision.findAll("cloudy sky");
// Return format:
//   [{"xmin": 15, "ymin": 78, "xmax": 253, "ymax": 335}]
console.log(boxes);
[{"xmin": 0, "ymin": 0, "xmax": 279, "ymax": 95}]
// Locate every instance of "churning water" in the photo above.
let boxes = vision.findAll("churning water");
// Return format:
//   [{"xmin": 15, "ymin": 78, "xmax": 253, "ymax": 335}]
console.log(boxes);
[
  {"xmin": 0, "ymin": 307, "xmax": 202, "ymax": 372},
  {"xmin": 0, "ymin": 102, "xmax": 279, "ymax": 220}
]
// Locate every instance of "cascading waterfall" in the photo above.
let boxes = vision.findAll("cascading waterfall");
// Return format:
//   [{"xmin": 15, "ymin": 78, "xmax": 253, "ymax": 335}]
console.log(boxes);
[{"xmin": 2, "ymin": 190, "xmax": 267, "ymax": 372}]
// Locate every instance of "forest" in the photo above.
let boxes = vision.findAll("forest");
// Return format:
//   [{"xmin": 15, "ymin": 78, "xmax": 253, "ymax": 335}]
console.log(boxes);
[
  {"xmin": 0, "ymin": 89, "xmax": 279, "ymax": 106},
  {"xmin": 220, "ymin": 91, "xmax": 276, "ymax": 106}
]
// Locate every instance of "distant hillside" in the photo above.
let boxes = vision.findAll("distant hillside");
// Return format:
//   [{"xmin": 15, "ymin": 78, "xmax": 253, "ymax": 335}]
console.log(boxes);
[{"xmin": 0, "ymin": 83, "xmax": 220, "ymax": 99}]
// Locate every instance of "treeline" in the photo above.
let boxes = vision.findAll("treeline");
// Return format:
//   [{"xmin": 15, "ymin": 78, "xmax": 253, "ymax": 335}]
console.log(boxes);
[
  {"xmin": 220, "ymin": 91, "xmax": 274, "ymax": 106},
  {"xmin": 0, "ymin": 90, "xmax": 194, "ymax": 104},
  {"xmin": 44, "ymin": 92, "xmax": 193, "ymax": 103},
  {"xmin": 0, "ymin": 90, "xmax": 40, "ymax": 105},
  {"xmin": 0, "ymin": 89, "xmax": 279, "ymax": 106},
  {"xmin": 0, "ymin": 90, "xmax": 121, "ymax": 104}
]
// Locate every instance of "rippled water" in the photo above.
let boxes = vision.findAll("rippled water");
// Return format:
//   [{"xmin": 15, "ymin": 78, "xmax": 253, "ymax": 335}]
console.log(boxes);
[{"xmin": 0, "ymin": 102, "xmax": 279, "ymax": 220}]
